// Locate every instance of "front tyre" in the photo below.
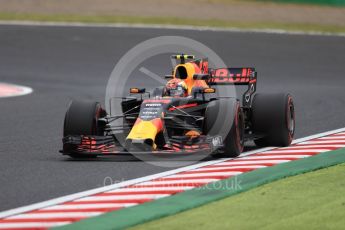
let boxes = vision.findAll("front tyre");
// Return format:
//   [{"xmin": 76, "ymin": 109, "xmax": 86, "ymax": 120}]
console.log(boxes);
[
  {"xmin": 63, "ymin": 100, "xmax": 106, "ymax": 158},
  {"xmin": 204, "ymin": 99, "xmax": 244, "ymax": 158}
]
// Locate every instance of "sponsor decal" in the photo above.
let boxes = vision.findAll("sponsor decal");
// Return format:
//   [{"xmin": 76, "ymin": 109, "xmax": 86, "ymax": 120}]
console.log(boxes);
[
  {"xmin": 143, "ymin": 99, "xmax": 170, "ymax": 104},
  {"xmin": 211, "ymin": 68, "xmax": 255, "ymax": 84}
]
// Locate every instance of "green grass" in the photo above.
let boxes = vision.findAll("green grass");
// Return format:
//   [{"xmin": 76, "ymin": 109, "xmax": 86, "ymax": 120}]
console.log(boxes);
[
  {"xmin": 1, "ymin": 13, "xmax": 345, "ymax": 34},
  {"xmin": 130, "ymin": 162, "xmax": 345, "ymax": 230}
]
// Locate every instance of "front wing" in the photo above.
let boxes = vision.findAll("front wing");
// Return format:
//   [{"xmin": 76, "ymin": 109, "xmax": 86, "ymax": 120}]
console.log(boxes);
[{"xmin": 61, "ymin": 135, "xmax": 223, "ymax": 156}]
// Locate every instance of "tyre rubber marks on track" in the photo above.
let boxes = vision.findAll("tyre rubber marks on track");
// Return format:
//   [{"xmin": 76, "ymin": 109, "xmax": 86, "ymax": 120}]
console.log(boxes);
[{"xmin": 1, "ymin": 131, "xmax": 345, "ymax": 229}]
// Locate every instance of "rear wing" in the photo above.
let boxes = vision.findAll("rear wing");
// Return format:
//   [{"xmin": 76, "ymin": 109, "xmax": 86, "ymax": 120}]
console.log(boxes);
[
  {"xmin": 208, "ymin": 68, "xmax": 256, "ymax": 86},
  {"xmin": 194, "ymin": 67, "xmax": 257, "ymax": 108}
]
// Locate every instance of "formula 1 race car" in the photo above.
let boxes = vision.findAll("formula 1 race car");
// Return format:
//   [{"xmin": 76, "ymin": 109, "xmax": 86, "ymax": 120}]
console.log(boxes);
[{"xmin": 61, "ymin": 54, "xmax": 295, "ymax": 158}]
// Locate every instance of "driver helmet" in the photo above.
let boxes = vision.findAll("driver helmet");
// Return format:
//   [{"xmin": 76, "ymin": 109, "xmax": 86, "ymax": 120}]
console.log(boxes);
[{"xmin": 165, "ymin": 79, "xmax": 188, "ymax": 97}]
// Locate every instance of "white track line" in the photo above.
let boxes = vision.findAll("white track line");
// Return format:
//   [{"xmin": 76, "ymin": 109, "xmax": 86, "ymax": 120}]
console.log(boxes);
[
  {"xmin": 76, "ymin": 194, "xmax": 169, "ymax": 202},
  {"xmin": 41, "ymin": 203, "xmax": 136, "ymax": 210},
  {"xmin": 5, "ymin": 212, "xmax": 102, "ymax": 219},
  {"xmin": 217, "ymin": 160, "xmax": 291, "ymax": 165},
  {"xmin": 1, "ymin": 127, "xmax": 345, "ymax": 219},
  {"xmin": 190, "ymin": 165, "xmax": 267, "ymax": 171},
  {"xmin": 105, "ymin": 187, "xmax": 195, "ymax": 193},
  {"xmin": 137, "ymin": 179, "xmax": 219, "ymax": 186},
  {"xmin": 0, "ymin": 222, "xmax": 70, "ymax": 229},
  {"xmin": 164, "ymin": 172, "xmax": 242, "ymax": 178},
  {"xmin": 0, "ymin": 21, "xmax": 344, "ymax": 37}
]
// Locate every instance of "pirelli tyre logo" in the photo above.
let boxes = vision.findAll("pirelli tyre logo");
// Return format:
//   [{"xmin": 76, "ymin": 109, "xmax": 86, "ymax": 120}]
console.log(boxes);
[{"xmin": 210, "ymin": 135, "xmax": 223, "ymax": 151}]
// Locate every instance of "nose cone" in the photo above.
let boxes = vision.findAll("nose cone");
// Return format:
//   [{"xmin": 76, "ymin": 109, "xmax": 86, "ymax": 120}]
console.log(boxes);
[{"xmin": 126, "ymin": 118, "xmax": 163, "ymax": 151}]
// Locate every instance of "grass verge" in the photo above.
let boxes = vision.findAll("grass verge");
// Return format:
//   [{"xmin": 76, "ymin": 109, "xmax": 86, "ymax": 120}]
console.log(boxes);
[
  {"xmin": 131, "ymin": 162, "xmax": 345, "ymax": 230},
  {"xmin": 1, "ymin": 13, "xmax": 345, "ymax": 34}
]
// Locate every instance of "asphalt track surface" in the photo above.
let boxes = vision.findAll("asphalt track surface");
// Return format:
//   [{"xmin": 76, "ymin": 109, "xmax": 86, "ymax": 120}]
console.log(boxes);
[{"xmin": 0, "ymin": 24, "xmax": 344, "ymax": 212}]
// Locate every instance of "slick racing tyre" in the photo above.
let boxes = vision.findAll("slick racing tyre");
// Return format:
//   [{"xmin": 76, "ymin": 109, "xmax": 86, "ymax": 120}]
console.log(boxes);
[
  {"xmin": 204, "ymin": 99, "xmax": 244, "ymax": 158},
  {"xmin": 252, "ymin": 93, "xmax": 295, "ymax": 147},
  {"xmin": 63, "ymin": 100, "xmax": 106, "ymax": 158}
]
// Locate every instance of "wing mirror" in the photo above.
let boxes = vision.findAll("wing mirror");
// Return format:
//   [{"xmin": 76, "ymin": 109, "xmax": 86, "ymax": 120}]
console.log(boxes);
[
  {"xmin": 130, "ymin": 88, "xmax": 146, "ymax": 94},
  {"xmin": 203, "ymin": 88, "xmax": 216, "ymax": 94},
  {"xmin": 164, "ymin": 75, "xmax": 173, "ymax": 79},
  {"xmin": 192, "ymin": 87, "xmax": 216, "ymax": 98},
  {"xmin": 193, "ymin": 74, "xmax": 210, "ymax": 80}
]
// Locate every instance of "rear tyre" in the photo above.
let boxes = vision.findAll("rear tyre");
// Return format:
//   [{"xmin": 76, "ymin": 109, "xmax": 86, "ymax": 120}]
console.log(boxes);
[
  {"xmin": 252, "ymin": 93, "xmax": 295, "ymax": 147},
  {"xmin": 204, "ymin": 99, "xmax": 244, "ymax": 158},
  {"xmin": 63, "ymin": 100, "xmax": 106, "ymax": 158}
]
